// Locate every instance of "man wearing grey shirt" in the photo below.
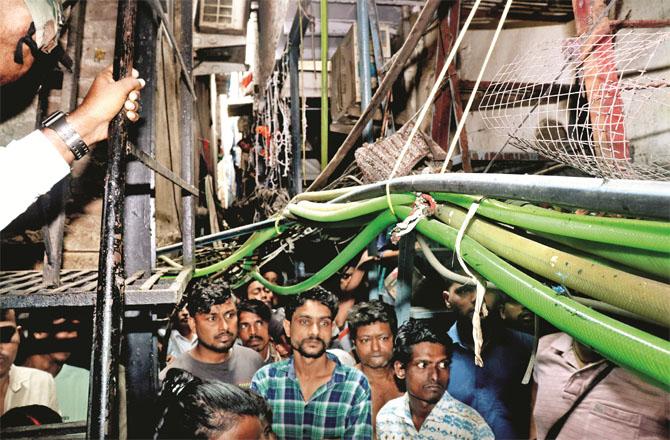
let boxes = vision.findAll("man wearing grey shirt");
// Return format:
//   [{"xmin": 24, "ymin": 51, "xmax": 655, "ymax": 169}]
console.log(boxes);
[{"xmin": 161, "ymin": 280, "xmax": 262, "ymax": 388}]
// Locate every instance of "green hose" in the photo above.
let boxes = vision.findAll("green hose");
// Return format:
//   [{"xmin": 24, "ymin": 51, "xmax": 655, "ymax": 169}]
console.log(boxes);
[
  {"xmin": 393, "ymin": 205, "xmax": 670, "ymax": 389},
  {"xmin": 193, "ymin": 227, "xmax": 284, "ymax": 278},
  {"xmin": 531, "ymin": 230, "xmax": 670, "ymax": 280},
  {"xmin": 435, "ymin": 204, "xmax": 670, "ymax": 327},
  {"xmin": 248, "ymin": 210, "xmax": 398, "ymax": 295},
  {"xmin": 292, "ymin": 187, "xmax": 357, "ymax": 202},
  {"xmin": 433, "ymin": 193, "xmax": 670, "ymax": 253},
  {"xmin": 287, "ymin": 194, "xmax": 415, "ymax": 222}
]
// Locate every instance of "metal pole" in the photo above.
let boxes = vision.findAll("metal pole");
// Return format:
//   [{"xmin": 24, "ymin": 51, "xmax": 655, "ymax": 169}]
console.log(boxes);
[
  {"xmin": 124, "ymin": 0, "xmax": 156, "ymax": 277},
  {"xmin": 180, "ymin": 0, "xmax": 195, "ymax": 266},
  {"xmin": 320, "ymin": 0, "xmax": 329, "ymax": 171},
  {"xmin": 41, "ymin": 0, "xmax": 87, "ymax": 287},
  {"xmin": 367, "ymin": 0, "xmax": 394, "ymax": 134},
  {"xmin": 396, "ymin": 230, "xmax": 415, "ymax": 325},
  {"xmin": 123, "ymin": 2, "xmax": 157, "ymax": 438},
  {"xmin": 330, "ymin": 173, "xmax": 670, "ymax": 220},
  {"xmin": 88, "ymin": 0, "xmax": 136, "ymax": 437},
  {"xmin": 289, "ymin": 2, "xmax": 310, "ymax": 197},
  {"xmin": 357, "ymin": 0, "xmax": 373, "ymax": 142}
]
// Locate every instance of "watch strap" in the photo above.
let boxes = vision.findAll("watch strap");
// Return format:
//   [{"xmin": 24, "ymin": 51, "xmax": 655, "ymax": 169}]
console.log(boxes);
[{"xmin": 42, "ymin": 111, "xmax": 89, "ymax": 160}]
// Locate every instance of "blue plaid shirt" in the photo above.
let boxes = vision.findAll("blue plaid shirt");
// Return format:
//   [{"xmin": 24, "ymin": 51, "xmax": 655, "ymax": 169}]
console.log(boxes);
[{"xmin": 251, "ymin": 353, "xmax": 372, "ymax": 439}]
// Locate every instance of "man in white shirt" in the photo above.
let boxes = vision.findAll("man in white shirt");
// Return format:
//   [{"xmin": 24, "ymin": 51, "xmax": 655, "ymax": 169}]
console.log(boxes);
[
  {"xmin": 0, "ymin": 0, "xmax": 144, "ymax": 230},
  {"xmin": 166, "ymin": 307, "xmax": 197, "ymax": 362},
  {"xmin": 0, "ymin": 309, "xmax": 59, "ymax": 416},
  {"xmin": 376, "ymin": 319, "xmax": 493, "ymax": 440}
]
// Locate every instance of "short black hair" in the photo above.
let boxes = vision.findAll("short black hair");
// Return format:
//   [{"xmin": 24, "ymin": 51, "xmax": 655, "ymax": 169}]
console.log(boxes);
[
  {"xmin": 237, "ymin": 299, "xmax": 271, "ymax": 323},
  {"xmin": 185, "ymin": 278, "xmax": 234, "ymax": 317},
  {"xmin": 155, "ymin": 368, "xmax": 272, "ymax": 438},
  {"xmin": 347, "ymin": 301, "xmax": 397, "ymax": 341},
  {"xmin": 285, "ymin": 287, "xmax": 339, "ymax": 321},
  {"xmin": 393, "ymin": 319, "xmax": 453, "ymax": 369}
]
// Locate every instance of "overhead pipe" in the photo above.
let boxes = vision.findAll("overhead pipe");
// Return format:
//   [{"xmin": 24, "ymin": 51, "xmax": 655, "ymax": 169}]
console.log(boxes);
[
  {"xmin": 88, "ymin": 0, "xmax": 137, "ymax": 437},
  {"xmin": 329, "ymin": 174, "xmax": 670, "ymax": 220}
]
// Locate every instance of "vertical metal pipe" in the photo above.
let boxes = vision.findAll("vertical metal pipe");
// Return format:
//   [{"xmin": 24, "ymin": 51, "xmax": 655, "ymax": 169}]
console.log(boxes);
[
  {"xmin": 124, "ymin": 0, "xmax": 156, "ymax": 276},
  {"xmin": 289, "ymin": 3, "xmax": 310, "ymax": 197},
  {"xmin": 367, "ymin": 0, "xmax": 394, "ymax": 135},
  {"xmin": 357, "ymin": 0, "xmax": 373, "ymax": 142},
  {"xmin": 88, "ymin": 0, "xmax": 137, "ymax": 437},
  {"xmin": 180, "ymin": 0, "xmax": 195, "ymax": 266},
  {"xmin": 41, "ymin": 0, "xmax": 87, "ymax": 287},
  {"xmin": 123, "ymin": 2, "xmax": 157, "ymax": 438},
  {"xmin": 320, "ymin": 0, "xmax": 328, "ymax": 170},
  {"xmin": 396, "ymin": 231, "xmax": 415, "ymax": 325}
]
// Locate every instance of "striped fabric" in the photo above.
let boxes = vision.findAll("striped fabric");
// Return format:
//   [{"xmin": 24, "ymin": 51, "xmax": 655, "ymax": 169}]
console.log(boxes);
[{"xmin": 251, "ymin": 353, "xmax": 372, "ymax": 439}]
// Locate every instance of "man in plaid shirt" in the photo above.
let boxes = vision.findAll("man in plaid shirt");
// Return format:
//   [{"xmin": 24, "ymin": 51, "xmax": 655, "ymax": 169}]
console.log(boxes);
[{"xmin": 251, "ymin": 287, "xmax": 372, "ymax": 439}]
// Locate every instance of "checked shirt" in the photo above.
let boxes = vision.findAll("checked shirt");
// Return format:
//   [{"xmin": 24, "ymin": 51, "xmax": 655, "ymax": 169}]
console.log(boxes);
[{"xmin": 251, "ymin": 353, "xmax": 372, "ymax": 439}]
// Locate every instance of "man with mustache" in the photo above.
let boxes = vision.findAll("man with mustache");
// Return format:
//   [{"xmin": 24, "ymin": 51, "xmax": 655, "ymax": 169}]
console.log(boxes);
[
  {"xmin": 376, "ymin": 319, "xmax": 492, "ymax": 439},
  {"xmin": 251, "ymin": 287, "xmax": 372, "ymax": 439},
  {"xmin": 238, "ymin": 299, "xmax": 281, "ymax": 366},
  {"xmin": 444, "ymin": 277, "xmax": 533, "ymax": 439},
  {"xmin": 347, "ymin": 301, "xmax": 402, "ymax": 428},
  {"xmin": 160, "ymin": 279, "xmax": 263, "ymax": 388},
  {"xmin": 0, "ymin": 309, "xmax": 59, "ymax": 416}
]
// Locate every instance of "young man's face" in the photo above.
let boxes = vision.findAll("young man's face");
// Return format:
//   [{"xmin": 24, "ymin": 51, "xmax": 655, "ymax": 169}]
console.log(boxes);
[
  {"xmin": 444, "ymin": 283, "xmax": 496, "ymax": 321},
  {"xmin": 246, "ymin": 281, "xmax": 274, "ymax": 308},
  {"xmin": 262, "ymin": 271, "xmax": 279, "ymax": 285},
  {"xmin": 31, "ymin": 316, "xmax": 80, "ymax": 364},
  {"xmin": 284, "ymin": 300, "xmax": 333, "ymax": 359},
  {"xmin": 354, "ymin": 322, "xmax": 394, "ymax": 369},
  {"xmin": 193, "ymin": 299, "xmax": 238, "ymax": 354},
  {"xmin": 238, "ymin": 311, "xmax": 270, "ymax": 354},
  {"xmin": 395, "ymin": 342, "xmax": 450, "ymax": 405},
  {"xmin": 0, "ymin": 310, "xmax": 19, "ymax": 378},
  {"xmin": 176, "ymin": 307, "xmax": 193, "ymax": 332},
  {"xmin": 500, "ymin": 300, "xmax": 534, "ymax": 332}
]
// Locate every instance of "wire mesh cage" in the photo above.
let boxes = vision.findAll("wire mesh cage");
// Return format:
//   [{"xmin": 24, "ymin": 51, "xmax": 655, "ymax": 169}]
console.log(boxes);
[{"xmin": 479, "ymin": 30, "xmax": 670, "ymax": 180}]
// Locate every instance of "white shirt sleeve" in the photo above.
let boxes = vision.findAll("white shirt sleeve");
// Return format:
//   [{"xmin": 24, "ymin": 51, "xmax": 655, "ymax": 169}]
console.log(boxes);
[{"xmin": 0, "ymin": 130, "xmax": 70, "ymax": 230}]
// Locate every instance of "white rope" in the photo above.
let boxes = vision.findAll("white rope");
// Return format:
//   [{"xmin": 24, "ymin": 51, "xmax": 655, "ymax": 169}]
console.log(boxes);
[
  {"xmin": 440, "ymin": 0, "xmax": 514, "ymax": 173},
  {"xmin": 454, "ymin": 201, "xmax": 488, "ymax": 367},
  {"xmin": 384, "ymin": 0, "xmax": 483, "ymax": 215}
]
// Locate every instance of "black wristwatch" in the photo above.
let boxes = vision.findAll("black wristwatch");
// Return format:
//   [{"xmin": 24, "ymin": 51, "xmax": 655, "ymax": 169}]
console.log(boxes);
[{"xmin": 42, "ymin": 111, "xmax": 90, "ymax": 160}]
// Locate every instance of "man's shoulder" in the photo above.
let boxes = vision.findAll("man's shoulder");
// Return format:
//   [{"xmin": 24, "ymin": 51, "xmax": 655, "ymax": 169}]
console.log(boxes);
[
  {"xmin": 377, "ymin": 394, "xmax": 405, "ymax": 419},
  {"xmin": 253, "ymin": 357, "xmax": 290, "ymax": 379},
  {"xmin": 233, "ymin": 345, "xmax": 263, "ymax": 362},
  {"xmin": 439, "ymin": 392, "xmax": 489, "ymax": 424},
  {"xmin": 11, "ymin": 365, "xmax": 55, "ymax": 384},
  {"xmin": 57, "ymin": 364, "xmax": 90, "ymax": 381},
  {"xmin": 502, "ymin": 327, "xmax": 533, "ymax": 348},
  {"xmin": 336, "ymin": 362, "xmax": 371, "ymax": 389}
]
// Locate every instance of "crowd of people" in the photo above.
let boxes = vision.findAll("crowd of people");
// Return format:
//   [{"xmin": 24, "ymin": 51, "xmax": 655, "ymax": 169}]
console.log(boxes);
[
  {"xmin": 0, "ymin": 1, "xmax": 668, "ymax": 439},
  {"xmin": 3, "ymin": 256, "xmax": 667, "ymax": 440}
]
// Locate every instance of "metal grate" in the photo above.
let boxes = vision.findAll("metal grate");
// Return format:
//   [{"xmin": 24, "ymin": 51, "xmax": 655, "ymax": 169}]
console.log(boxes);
[{"xmin": 0, "ymin": 268, "xmax": 191, "ymax": 308}]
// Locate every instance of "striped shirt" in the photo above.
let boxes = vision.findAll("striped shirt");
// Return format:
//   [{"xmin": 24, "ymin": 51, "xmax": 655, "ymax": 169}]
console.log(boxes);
[
  {"xmin": 251, "ymin": 353, "xmax": 372, "ymax": 439},
  {"xmin": 376, "ymin": 392, "xmax": 494, "ymax": 440}
]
